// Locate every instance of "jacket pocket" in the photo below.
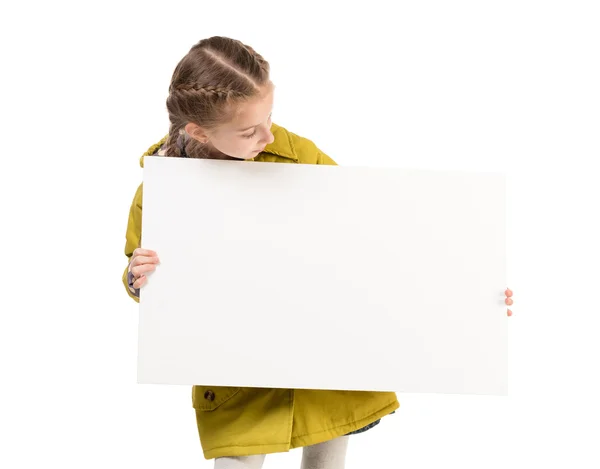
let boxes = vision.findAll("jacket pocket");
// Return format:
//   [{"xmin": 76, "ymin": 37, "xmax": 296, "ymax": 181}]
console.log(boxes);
[{"xmin": 192, "ymin": 385, "xmax": 241, "ymax": 411}]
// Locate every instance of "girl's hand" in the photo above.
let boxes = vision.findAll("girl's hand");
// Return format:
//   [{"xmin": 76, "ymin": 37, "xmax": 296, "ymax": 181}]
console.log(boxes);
[
  {"xmin": 505, "ymin": 288, "xmax": 514, "ymax": 317},
  {"xmin": 129, "ymin": 248, "xmax": 160, "ymax": 289}
]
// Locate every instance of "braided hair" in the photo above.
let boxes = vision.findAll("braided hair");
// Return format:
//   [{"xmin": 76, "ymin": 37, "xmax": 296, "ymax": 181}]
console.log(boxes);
[{"xmin": 164, "ymin": 36, "xmax": 271, "ymax": 159}]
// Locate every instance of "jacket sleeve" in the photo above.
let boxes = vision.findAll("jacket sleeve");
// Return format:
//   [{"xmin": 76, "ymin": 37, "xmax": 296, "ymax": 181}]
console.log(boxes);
[{"xmin": 122, "ymin": 182, "xmax": 143, "ymax": 303}]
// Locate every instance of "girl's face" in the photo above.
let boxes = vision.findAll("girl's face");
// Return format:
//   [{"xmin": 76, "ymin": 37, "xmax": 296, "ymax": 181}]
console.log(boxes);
[{"xmin": 187, "ymin": 84, "xmax": 276, "ymax": 160}]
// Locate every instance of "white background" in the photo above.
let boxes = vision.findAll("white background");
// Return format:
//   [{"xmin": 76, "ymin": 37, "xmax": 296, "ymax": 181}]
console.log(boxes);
[{"xmin": 1, "ymin": 1, "xmax": 598, "ymax": 468}]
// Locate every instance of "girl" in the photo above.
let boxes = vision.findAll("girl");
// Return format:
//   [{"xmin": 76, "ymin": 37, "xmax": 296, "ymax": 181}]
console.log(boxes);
[{"xmin": 122, "ymin": 36, "xmax": 515, "ymax": 469}]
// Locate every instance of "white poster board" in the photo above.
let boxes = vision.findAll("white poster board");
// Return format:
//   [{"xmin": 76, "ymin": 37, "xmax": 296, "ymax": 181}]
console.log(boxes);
[{"xmin": 137, "ymin": 156, "xmax": 507, "ymax": 396}]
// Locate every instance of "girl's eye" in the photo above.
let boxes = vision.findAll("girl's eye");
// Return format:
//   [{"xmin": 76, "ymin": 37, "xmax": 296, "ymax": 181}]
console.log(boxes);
[{"xmin": 243, "ymin": 113, "xmax": 272, "ymax": 139}]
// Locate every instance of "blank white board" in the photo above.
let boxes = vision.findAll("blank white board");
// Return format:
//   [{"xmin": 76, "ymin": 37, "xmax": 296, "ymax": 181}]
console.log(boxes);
[{"xmin": 137, "ymin": 156, "xmax": 507, "ymax": 396}]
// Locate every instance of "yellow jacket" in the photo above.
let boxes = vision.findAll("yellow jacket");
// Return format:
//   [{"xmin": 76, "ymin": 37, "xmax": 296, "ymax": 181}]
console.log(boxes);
[{"xmin": 122, "ymin": 122, "xmax": 400, "ymax": 459}]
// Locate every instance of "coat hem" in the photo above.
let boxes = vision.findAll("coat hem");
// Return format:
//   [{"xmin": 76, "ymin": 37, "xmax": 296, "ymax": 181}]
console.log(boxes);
[
  {"xmin": 203, "ymin": 443, "xmax": 291, "ymax": 460},
  {"xmin": 290, "ymin": 399, "xmax": 400, "ymax": 449},
  {"xmin": 201, "ymin": 398, "xmax": 400, "ymax": 460}
]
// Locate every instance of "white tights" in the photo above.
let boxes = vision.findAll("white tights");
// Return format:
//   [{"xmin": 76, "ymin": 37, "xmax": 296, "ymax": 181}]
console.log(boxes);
[{"xmin": 213, "ymin": 436, "xmax": 349, "ymax": 469}]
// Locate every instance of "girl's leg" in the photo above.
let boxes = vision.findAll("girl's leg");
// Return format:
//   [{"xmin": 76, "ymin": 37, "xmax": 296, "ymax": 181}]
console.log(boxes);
[
  {"xmin": 300, "ymin": 436, "xmax": 350, "ymax": 469},
  {"xmin": 214, "ymin": 454, "xmax": 266, "ymax": 469}
]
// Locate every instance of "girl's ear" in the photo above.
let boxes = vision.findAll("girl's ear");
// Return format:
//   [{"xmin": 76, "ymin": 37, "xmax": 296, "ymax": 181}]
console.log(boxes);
[{"xmin": 185, "ymin": 122, "xmax": 209, "ymax": 143}]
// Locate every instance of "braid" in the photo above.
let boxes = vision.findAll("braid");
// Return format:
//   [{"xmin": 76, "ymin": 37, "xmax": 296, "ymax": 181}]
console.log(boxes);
[
  {"xmin": 164, "ymin": 36, "xmax": 272, "ymax": 160},
  {"xmin": 241, "ymin": 43, "xmax": 270, "ymax": 76},
  {"xmin": 164, "ymin": 122, "xmax": 185, "ymax": 158},
  {"xmin": 172, "ymin": 84, "xmax": 242, "ymax": 100}
]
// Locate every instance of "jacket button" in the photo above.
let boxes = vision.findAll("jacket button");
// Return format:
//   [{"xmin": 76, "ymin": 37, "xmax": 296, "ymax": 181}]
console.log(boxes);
[{"xmin": 204, "ymin": 390, "xmax": 215, "ymax": 401}]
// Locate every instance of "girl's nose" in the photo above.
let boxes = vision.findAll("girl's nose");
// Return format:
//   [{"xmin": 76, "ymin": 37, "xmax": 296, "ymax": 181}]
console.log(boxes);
[{"xmin": 264, "ymin": 129, "xmax": 275, "ymax": 145}]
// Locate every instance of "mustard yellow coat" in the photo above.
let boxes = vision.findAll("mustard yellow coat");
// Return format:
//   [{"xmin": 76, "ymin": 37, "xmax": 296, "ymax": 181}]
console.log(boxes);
[{"xmin": 122, "ymin": 122, "xmax": 400, "ymax": 459}]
